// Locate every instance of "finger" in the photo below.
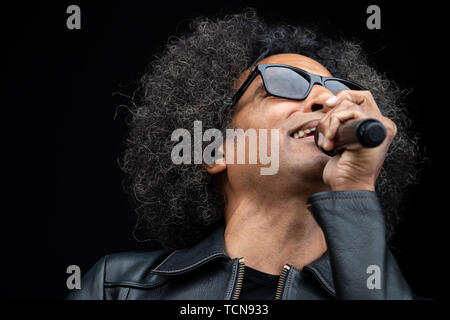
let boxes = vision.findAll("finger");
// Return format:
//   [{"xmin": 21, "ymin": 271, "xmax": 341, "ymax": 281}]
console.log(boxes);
[
  {"xmin": 321, "ymin": 100, "xmax": 360, "ymax": 139},
  {"xmin": 318, "ymin": 100, "xmax": 359, "ymax": 144},
  {"xmin": 325, "ymin": 90, "xmax": 380, "ymax": 114},
  {"xmin": 321, "ymin": 92, "xmax": 367, "ymax": 135},
  {"xmin": 321, "ymin": 109, "xmax": 367, "ymax": 151},
  {"xmin": 325, "ymin": 102, "xmax": 365, "ymax": 140}
]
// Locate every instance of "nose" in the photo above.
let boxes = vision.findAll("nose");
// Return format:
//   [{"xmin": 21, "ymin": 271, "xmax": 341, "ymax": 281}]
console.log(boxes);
[{"xmin": 303, "ymin": 84, "xmax": 336, "ymax": 113}]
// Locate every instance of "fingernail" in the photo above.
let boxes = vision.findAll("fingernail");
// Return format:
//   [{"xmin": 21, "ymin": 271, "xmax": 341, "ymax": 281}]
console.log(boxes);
[
  {"xmin": 323, "ymin": 137, "xmax": 331, "ymax": 150},
  {"xmin": 325, "ymin": 96, "xmax": 338, "ymax": 105},
  {"xmin": 318, "ymin": 132, "xmax": 324, "ymax": 147}
]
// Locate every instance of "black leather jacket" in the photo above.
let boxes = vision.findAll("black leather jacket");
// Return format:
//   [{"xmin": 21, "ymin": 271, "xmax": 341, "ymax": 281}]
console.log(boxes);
[{"xmin": 67, "ymin": 191, "xmax": 413, "ymax": 300}]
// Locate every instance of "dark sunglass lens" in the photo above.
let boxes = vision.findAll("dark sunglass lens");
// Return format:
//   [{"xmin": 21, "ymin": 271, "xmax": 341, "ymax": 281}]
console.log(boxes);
[
  {"xmin": 325, "ymin": 79, "xmax": 364, "ymax": 94},
  {"xmin": 264, "ymin": 67, "xmax": 310, "ymax": 99}
]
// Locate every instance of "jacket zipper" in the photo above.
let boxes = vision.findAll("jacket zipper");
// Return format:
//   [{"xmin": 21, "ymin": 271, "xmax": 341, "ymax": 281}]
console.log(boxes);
[
  {"xmin": 232, "ymin": 258, "xmax": 246, "ymax": 300},
  {"xmin": 274, "ymin": 264, "xmax": 291, "ymax": 300}
]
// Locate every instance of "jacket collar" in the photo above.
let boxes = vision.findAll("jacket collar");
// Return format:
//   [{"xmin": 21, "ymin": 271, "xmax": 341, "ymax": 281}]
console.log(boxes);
[
  {"xmin": 303, "ymin": 251, "xmax": 336, "ymax": 296},
  {"xmin": 151, "ymin": 221, "xmax": 335, "ymax": 295},
  {"xmin": 151, "ymin": 222, "xmax": 229, "ymax": 275}
]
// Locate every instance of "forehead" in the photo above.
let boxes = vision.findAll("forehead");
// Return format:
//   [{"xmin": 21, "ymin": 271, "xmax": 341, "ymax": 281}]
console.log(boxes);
[{"xmin": 257, "ymin": 53, "xmax": 332, "ymax": 77}]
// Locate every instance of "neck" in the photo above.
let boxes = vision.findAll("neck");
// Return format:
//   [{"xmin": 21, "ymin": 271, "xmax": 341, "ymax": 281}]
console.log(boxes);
[{"xmin": 223, "ymin": 189, "xmax": 327, "ymax": 275}]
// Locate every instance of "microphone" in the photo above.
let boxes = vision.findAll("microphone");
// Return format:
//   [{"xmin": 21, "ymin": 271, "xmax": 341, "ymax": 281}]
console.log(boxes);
[{"xmin": 314, "ymin": 118, "xmax": 387, "ymax": 156}]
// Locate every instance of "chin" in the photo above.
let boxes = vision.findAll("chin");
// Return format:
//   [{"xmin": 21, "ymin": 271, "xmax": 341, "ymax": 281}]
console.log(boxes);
[{"xmin": 281, "ymin": 152, "xmax": 329, "ymax": 183}]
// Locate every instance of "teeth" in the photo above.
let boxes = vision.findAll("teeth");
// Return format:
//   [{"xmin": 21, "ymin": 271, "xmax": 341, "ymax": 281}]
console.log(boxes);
[{"xmin": 292, "ymin": 127, "xmax": 315, "ymax": 139}]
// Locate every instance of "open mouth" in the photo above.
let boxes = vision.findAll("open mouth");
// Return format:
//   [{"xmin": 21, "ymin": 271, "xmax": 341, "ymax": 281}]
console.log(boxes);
[
  {"xmin": 289, "ymin": 119, "xmax": 320, "ymax": 140},
  {"xmin": 290, "ymin": 127, "xmax": 316, "ymax": 139}
]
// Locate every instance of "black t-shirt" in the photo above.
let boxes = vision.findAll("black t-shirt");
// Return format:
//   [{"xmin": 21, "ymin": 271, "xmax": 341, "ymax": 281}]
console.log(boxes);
[{"xmin": 239, "ymin": 266, "xmax": 280, "ymax": 300}]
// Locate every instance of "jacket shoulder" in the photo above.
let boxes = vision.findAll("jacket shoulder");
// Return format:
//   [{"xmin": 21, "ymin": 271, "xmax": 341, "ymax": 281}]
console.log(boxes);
[
  {"xmin": 103, "ymin": 250, "xmax": 172, "ymax": 285},
  {"xmin": 66, "ymin": 249, "xmax": 172, "ymax": 300}
]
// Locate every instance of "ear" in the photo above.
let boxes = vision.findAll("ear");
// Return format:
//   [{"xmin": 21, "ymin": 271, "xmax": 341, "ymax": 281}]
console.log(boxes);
[{"xmin": 204, "ymin": 144, "xmax": 227, "ymax": 175}]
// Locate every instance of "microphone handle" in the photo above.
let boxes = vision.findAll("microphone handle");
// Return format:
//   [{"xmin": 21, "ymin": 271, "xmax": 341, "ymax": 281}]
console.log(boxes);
[{"xmin": 314, "ymin": 118, "xmax": 387, "ymax": 156}]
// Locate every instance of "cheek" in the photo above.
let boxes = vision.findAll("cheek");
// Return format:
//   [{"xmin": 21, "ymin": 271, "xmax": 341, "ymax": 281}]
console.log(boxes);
[
  {"xmin": 247, "ymin": 109, "xmax": 287, "ymax": 133},
  {"xmin": 233, "ymin": 98, "xmax": 285, "ymax": 128}
]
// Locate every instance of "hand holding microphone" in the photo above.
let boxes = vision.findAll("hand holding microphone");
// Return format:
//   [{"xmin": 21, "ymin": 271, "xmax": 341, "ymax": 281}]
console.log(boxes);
[
  {"xmin": 314, "ymin": 118, "xmax": 387, "ymax": 156},
  {"xmin": 315, "ymin": 91, "xmax": 396, "ymax": 191}
]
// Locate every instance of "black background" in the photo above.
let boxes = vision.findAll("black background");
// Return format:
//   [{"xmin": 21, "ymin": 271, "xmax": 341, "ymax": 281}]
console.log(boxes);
[{"xmin": 7, "ymin": 1, "xmax": 443, "ymax": 299}]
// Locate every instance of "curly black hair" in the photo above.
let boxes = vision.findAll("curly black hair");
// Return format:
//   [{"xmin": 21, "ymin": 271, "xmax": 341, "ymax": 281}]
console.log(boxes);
[{"xmin": 119, "ymin": 9, "xmax": 421, "ymax": 250}]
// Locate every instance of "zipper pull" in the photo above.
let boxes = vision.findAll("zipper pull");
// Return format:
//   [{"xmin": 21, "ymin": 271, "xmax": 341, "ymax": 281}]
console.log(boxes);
[{"xmin": 274, "ymin": 264, "xmax": 291, "ymax": 300}]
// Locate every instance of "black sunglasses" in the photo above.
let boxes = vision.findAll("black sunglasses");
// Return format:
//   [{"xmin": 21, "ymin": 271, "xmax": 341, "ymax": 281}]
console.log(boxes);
[{"xmin": 232, "ymin": 64, "xmax": 366, "ymax": 106}]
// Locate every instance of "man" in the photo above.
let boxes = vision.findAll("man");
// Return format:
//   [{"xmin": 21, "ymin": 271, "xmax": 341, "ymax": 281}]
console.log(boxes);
[{"xmin": 68, "ymin": 10, "xmax": 420, "ymax": 300}]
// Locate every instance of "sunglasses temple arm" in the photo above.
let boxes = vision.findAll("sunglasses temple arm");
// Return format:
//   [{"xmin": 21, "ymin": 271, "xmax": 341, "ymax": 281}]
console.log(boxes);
[{"xmin": 231, "ymin": 69, "xmax": 259, "ymax": 105}]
